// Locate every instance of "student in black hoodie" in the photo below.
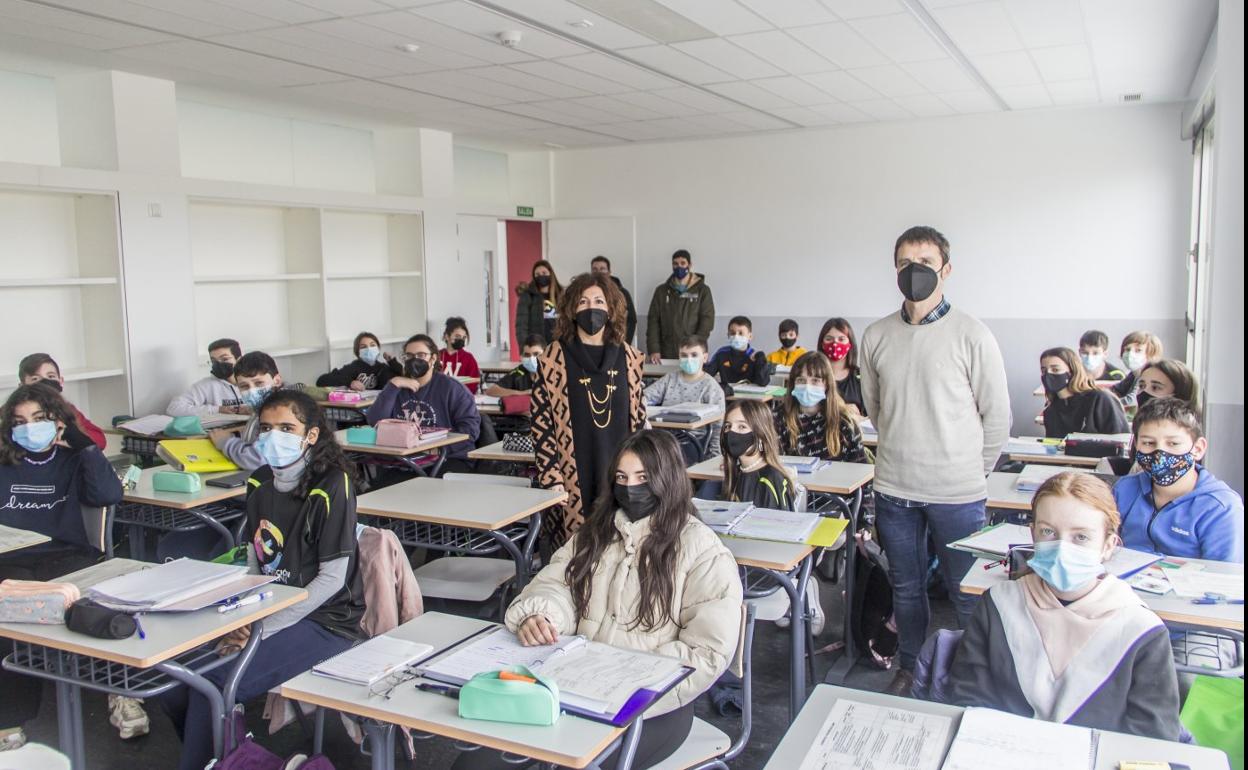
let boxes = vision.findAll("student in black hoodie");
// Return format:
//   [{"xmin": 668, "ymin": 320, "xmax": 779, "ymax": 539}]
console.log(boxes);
[
  {"xmin": 316, "ymin": 331, "xmax": 397, "ymax": 391},
  {"xmin": 1040, "ymin": 347, "xmax": 1129, "ymax": 438},
  {"xmin": 705, "ymin": 316, "xmax": 771, "ymax": 389},
  {"xmin": 591, "ymin": 256, "xmax": 637, "ymax": 344},
  {"xmin": 0, "ymin": 383, "xmax": 124, "ymax": 749}
]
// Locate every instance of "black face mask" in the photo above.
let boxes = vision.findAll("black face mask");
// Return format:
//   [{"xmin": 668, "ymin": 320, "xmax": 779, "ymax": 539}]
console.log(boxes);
[
  {"xmin": 1136, "ymin": 390, "xmax": 1154, "ymax": 409},
  {"xmin": 576, "ymin": 308, "xmax": 608, "ymax": 336},
  {"xmin": 449, "ymin": 339, "xmax": 466, "ymax": 351},
  {"xmin": 210, "ymin": 360, "xmax": 234, "ymax": 381},
  {"xmin": 405, "ymin": 358, "xmax": 431, "ymax": 379},
  {"xmin": 1042, "ymin": 372, "xmax": 1072, "ymax": 395},
  {"xmin": 780, "ymin": 337, "xmax": 797, "ymax": 349},
  {"xmin": 42, "ymin": 378, "xmax": 64, "ymax": 393},
  {"xmin": 724, "ymin": 430, "xmax": 756, "ymax": 458},
  {"xmin": 897, "ymin": 262, "xmax": 940, "ymax": 303},
  {"xmin": 614, "ymin": 482, "xmax": 659, "ymax": 522},
  {"xmin": 534, "ymin": 274, "xmax": 551, "ymax": 288}
]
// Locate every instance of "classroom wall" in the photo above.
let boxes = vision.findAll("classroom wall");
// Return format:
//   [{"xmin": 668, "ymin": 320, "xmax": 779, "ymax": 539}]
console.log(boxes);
[
  {"xmin": 550, "ymin": 104, "xmax": 1192, "ymax": 436},
  {"xmin": 0, "ymin": 71, "xmax": 59, "ymax": 166}
]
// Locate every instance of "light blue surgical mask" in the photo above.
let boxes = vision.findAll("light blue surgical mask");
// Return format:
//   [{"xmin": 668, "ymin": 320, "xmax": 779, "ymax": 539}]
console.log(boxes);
[
  {"xmin": 521, "ymin": 356, "xmax": 539, "ymax": 374},
  {"xmin": 729, "ymin": 335, "xmax": 749, "ymax": 352},
  {"xmin": 679, "ymin": 356, "xmax": 702, "ymax": 375},
  {"xmin": 12, "ymin": 421, "xmax": 58, "ymax": 453},
  {"xmin": 1080, "ymin": 352, "xmax": 1104, "ymax": 372},
  {"xmin": 792, "ymin": 384, "xmax": 826, "ymax": 408},
  {"xmin": 242, "ymin": 386, "xmax": 272, "ymax": 411},
  {"xmin": 359, "ymin": 346, "xmax": 381, "ymax": 366},
  {"xmin": 256, "ymin": 430, "xmax": 307, "ymax": 469},
  {"xmin": 1027, "ymin": 540, "xmax": 1105, "ymax": 593}
]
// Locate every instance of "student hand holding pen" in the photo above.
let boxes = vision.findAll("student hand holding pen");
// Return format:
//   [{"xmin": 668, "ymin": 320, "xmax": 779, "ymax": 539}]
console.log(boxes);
[{"xmin": 517, "ymin": 615, "xmax": 559, "ymax": 646}]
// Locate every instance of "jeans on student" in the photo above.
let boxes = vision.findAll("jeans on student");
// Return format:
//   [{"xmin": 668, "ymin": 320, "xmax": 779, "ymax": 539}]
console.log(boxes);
[
  {"xmin": 160, "ymin": 618, "xmax": 354, "ymax": 770},
  {"xmin": 874, "ymin": 493, "xmax": 985, "ymax": 672}
]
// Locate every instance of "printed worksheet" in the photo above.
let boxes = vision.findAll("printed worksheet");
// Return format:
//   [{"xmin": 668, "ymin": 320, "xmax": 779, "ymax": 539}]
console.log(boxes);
[{"xmin": 797, "ymin": 699, "xmax": 951, "ymax": 770}]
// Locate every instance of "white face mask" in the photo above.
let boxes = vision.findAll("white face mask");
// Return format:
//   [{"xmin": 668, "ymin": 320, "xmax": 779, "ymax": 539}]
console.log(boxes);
[
  {"xmin": 1123, "ymin": 350, "xmax": 1147, "ymax": 371},
  {"xmin": 729, "ymin": 335, "xmax": 749, "ymax": 352},
  {"xmin": 1080, "ymin": 352, "xmax": 1104, "ymax": 372}
]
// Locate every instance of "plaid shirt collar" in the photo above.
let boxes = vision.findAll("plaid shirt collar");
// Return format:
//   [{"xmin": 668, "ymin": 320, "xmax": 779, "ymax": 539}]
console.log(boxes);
[{"xmin": 901, "ymin": 296, "xmax": 952, "ymax": 325}]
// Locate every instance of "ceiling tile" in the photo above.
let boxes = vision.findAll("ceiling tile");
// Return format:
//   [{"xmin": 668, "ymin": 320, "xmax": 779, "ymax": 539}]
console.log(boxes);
[
  {"xmin": 284, "ymin": 78, "xmax": 464, "ymax": 110},
  {"xmin": 931, "ymin": 2, "xmax": 1024, "ymax": 56},
  {"xmin": 673, "ymin": 38, "xmax": 786, "ymax": 80},
  {"xmin": 818, "ymin": 0, "xmax": 904, "ymax": 19},
  {"xmin": 852, "ymin": 98, "xmax": 912, "ymax": 120},
  {"xmin": 809, "ymin": 102, "xmax": 872, "ymax": 122},
  {"xmin": 480, "ymin": 0, "xmax": 657, "ymax": 48},
  {"xmin": 788, "ymin": 22, "xmax": 889, "ymax": 69},
  {"xmin": 802, "ymin": 69, "xmax": 881, "ymax": 101},
  {"xmin": 1000, "ymin": 0, "xmax": 1085, "ymax": 48},
  {"xmin": 30, "ymin": 0, "xmax": 237, "ymax": 37},
  {"xmin": 893, "ymin": 93, "xmax": 955, "ymax": 116},
  {"xmin": 506, "ymin": 125, "xmax": 618, "ymax": 146},
  {"xmin": 464, "ymin": 65, "xmax": 593, "ymax": 98},
  {"xmin": 430, "ymin": 104, "xmax": 548, "ymax": 128},
  {"xmin": 209, "ymin": 29, "xmax": 404, "ymax": 79},
  {"xmin": 736, "ymin": 0, "xmax": 837, "ymax": 28},
  {"xmin": 303, "ymin": 18, "xmax": 491, "ymax": 69},
  {"xmin": 971, "ymin": 50, "xmax": 1041, "ymax": 87},
  {"xmin": 727, "ymin": 30, "xmax": 837, "ymax": 75},
  {"xmin": 705, "ymin": 110, "xmax": 790, "ymax": 130},
  {"xmin": 555, "ymin": 52, "xmax": 675, "ymax": 90},
  {"xmin": 295, "ymin": 0, "xmax": 394, "ymax": 14},
  {"xmin": 899, "ymin": 57, "xmax": 978, "ymax": 92},
  {"xmin": 1046, "ymin": 78, "xmax": 1100, "ymax": 105},
  {"xmin": 771, "ymin": 105, "xmax": 839, "ymax": 126},
  {"xmin": 1082, "ymin": 0, "xmax": 1216, "ymax": 104},
  {"xmin": 0, "ymin": 0, "xmax": 175, "ymax": 48},
  {"xmin": 705, "ymin": 80, "xmax": 796, "ymax": 111},
  {"xmin": 937, "ymin": 89, "xmax": 1000, "ymax": 113},
  {"xmin": 386, "ymin": 68, "xmax": 553, "ymax": 101},
  {"xmin": 623, "ymin": 45, "xmax": 735, "ymax": 84},
  {"xmin": 849, "ymin": 13, "xmax": 947, "ymax": 63},
  {"xmin": 380, "ymin": 71, "xmax": 516, "ymax": 105},
  {"xmin": 612, "ymin": 90, "xmax": 696, "ymax": 116},
  {"xmin": 510, "ymin": 98, "xmax": 633, "ymax": 126},
  {"xmin": 752, "ymin": 75, "xmax": 836, "ymax": 106},
  {"xmin": 210, "ymin": 0, "xmax": 334, "ymax": 24},
  {"xmin": 115, "ymin": 40, "xmax": 338, "ymax": 85},
  {"xmin": 587, "ymin": 121, "xmax": 673, "ymax": 141},
  {"xmin": 572, "ymin": 95, "xmax": 666, "ymax": 120},
  {"xmin": 409, "ymin": 1, "xmax": 588, "ymax": 58},
  {"xmin": 652, "ymin": 0, "xmax": 772, "ymax": 36},
  {"xmin": 996, "ymin": 83, "xmax": 1052, "ymax": 109},
  {"xmin": 1029, "ymin": 44, "xmax": 1094, "ymax": 83},
  {"xmin": 353, "ymin": 11, "xmax": 535, "ymax": 64},
  {"xmin": 508, "ymin": 60, "xmax": 633, "ymax": 94},
  {"xmin": 648, "ymin": 85, "xmax": 740, "ymax": 113},
  {"xmin": 845, "ymin": 63, "xmax": 927, "ymax": 97}
]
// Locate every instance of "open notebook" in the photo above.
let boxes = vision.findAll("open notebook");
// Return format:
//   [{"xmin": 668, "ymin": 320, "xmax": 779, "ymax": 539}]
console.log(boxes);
[
  {"xmin": 313, "ymin": 636, "xmax": 434, "ymax": 686},
  {"xmin": 421, "ymin": 627, "xmax": 691, "ymax": 725},
  {"xmin": 942, "ymin": 708, "xmax": 1099, "ymax": 769},
  {"xmin": 87, "ymin": 558, "xmax": 275, "ymax": 612},
  {"xmin": 949, "ymin": 523, "xmax": 1161, "ymax": 578}
]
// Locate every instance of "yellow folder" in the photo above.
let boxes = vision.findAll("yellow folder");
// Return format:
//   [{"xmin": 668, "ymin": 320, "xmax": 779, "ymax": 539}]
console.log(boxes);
[{"xmin": 156, "ymin": 439, "xmax": 239, "ymax": 473}]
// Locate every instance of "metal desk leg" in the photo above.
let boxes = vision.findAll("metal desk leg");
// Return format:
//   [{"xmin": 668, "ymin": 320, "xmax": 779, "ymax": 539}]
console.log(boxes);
[
  {"xmin": 54, "ymin": 679, "xmax": 85, "ymax": 769},
  {"xmin": 219, "ymin": 620, "xmax": 265, "ymax": 754},
  {"xmin": 484, "ymin": 511, "xmax": 543, "ymax": 592},
  {"xmin": 773, "ymin": 555, "xmax": 815, "ymax": 722},
  {"xmin": 613, "ymin": 716, "xmax": 645, "ymax": 770},
  {"xmin": 362, "ymin": 721, "xmax": 396, "ymax": 770},
  {"xmin": 127, "ymin": 523, "xmax": 146, "ymax": 561},
  {"xmin": 400, "ymin": 446, "xmax": 450, "ymax": 478},
  {"xmin": 189, "ymin": 508, "xmax": 240, "ymax": 551},
  {"xmin": 155, "ymin": 661, "xmax": 227, "ymax": 760},
  {"xmin": 823, "ymin": 488, "xmax": 863, "ymax": 685}
]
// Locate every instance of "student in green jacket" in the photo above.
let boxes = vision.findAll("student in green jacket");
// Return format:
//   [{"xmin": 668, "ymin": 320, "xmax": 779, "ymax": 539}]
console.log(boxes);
[{"xmin": 646, "ymin": 249, "xmax": 716, "ymax": 364}]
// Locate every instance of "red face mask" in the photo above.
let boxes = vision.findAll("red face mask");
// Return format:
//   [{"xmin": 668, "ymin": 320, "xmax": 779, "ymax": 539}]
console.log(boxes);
[{"xmin": 822, "ymin": 341, "xmax": 851, "ymax": 361}]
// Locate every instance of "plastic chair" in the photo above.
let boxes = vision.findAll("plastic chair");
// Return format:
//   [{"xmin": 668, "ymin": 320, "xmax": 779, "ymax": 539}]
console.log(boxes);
[{"xmin": 86, "ymin": 504, "xmax": 115, "ymax": 558}]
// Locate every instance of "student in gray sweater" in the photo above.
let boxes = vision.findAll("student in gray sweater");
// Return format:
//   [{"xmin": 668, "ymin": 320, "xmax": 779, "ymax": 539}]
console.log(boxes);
[
  {"xmin": 643, "ymin": 336, "xmax": 725, "ymax": 464},
  {"xmin": 167, "ymin": 338, "xmax": 246, "ymax": 417},
  {"xmin": 861, "ymin": 226, "xmax": 1011, "ymax": 697}
]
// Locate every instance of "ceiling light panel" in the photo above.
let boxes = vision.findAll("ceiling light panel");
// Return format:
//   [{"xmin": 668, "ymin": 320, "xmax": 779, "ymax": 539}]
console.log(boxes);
[
  {"xmin": 673, "ymin": 38, "xmax": 785, "ymax": 80},
  {"xmin": 570, "ymin": 0, "xmax": 716, "ymax": 44},
  {"xmin": 727, "ymin": 30, "xmax": 838, "ymax": 75}
]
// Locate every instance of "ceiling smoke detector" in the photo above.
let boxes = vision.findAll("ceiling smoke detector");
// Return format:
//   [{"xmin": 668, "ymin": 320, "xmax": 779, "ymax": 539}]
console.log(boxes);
[
  {"xmin": 568, "ymin": 19, "xmax": 595, "ymax": 29},
  {"xmin": 498, "ymin": 30, "xmax": 523, "ymax": 48},
  {"xmin": 1121, "ymin": 93, "xmax": 1142, "ymax": 103},
  {"xmin": 395, "ymin": 43, "xmax": 420, "ymax": 53}
]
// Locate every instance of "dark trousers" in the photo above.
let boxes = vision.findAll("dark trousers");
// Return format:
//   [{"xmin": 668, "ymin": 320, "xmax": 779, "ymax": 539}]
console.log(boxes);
[
  {"xmin": 874, "ymin": 494, "xmax": 985, "ymax": 671},
  {"xmin": 450, "ymin": 702, "xmax": 694, "ymax": 770},
  {"xmin": 159, "ymin": 618, "xmax": 353, "ymax": 770},
  {"xmin": 0, "ymin": 546, "xmax": 98, "ymax": 728}
]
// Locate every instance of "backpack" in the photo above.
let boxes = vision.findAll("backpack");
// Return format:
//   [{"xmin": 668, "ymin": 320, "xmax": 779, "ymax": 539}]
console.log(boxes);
[{"xmin": 849, "ymin": 531, "xmax": 898, "ymax": 669}]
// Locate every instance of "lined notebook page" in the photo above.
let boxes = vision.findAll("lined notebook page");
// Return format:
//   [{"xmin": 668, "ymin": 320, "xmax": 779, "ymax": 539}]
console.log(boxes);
[{"xmin": 941, "ymin": 707, "xmax": 1094, "ymax": 770}]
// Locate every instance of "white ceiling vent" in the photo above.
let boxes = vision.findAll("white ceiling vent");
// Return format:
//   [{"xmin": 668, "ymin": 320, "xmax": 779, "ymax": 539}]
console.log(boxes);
[{"xmin": 1121, "ymin": 93, "xmax": 1143, "ymax": 103}]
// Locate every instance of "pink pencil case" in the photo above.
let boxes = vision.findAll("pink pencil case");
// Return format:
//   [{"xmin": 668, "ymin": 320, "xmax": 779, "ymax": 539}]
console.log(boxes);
[{"xmin": 327, "ymin": 390, "xmax": 363, "ymax": 403}]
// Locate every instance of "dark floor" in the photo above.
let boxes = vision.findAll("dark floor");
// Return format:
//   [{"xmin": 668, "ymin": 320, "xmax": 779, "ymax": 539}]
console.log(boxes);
[{"xmin": 23, "ymin": 571, "xmax": 960, "ymax": 769}]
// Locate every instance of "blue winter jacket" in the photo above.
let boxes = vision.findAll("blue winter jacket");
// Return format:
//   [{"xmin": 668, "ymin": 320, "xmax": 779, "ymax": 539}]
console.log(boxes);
[{"xmin": 1113, "ymin": 466, "xmax": 1244, "ymax": 562}]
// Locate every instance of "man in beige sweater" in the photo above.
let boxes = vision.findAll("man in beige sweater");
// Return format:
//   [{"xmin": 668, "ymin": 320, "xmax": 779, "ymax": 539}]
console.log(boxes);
[{"xmin": 860, "ymin": 226, "xmax": 1011, "ymax": 697}]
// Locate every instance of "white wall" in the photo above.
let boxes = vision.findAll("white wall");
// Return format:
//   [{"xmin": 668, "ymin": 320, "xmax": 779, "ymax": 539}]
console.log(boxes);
[
  {"xmin": 552, "ymin": 103, "xmax": 1193, "ymax": 434},
  {"xmin": 0, "ymin": 71, "xmax": 59, "ymax": 166}
]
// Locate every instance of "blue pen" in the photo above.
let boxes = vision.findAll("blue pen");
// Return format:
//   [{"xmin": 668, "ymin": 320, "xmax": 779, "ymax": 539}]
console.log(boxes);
[{"xmin": 134, "ymin": 613, "xmax": 146, "ymax": 640}]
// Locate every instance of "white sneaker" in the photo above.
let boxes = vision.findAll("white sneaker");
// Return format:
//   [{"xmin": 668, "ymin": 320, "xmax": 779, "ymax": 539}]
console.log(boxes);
[
  {"xmin": 108, "ymin": 695, "xmax": 150, "ymax": 740},
  {"xmin": 284, "ymin": 754, "xmax": 308, "ymax": 769},
  {"xmin": 776, "ymin": 577, "xmax": 825, "ymax": 635},
  {"xmin": 0, "ymin": 728, "xmax": 26, "ymax": 752}
]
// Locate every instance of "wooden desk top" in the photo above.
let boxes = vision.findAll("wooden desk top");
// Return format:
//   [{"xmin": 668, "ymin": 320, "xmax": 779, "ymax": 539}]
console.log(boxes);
[
  {"xmin": 122, "ymin": 467, "xmax": 247, "ymax": 510},
  {"xmin": 334, "ymin": 430, "xmax": 470, "ymax": 457},
  {"xmin": 721, "ymin": 536, "xmax": 814, "ymax": 572},
  {"xmin": 478, "ymin": 361, "xmax": 522, "ymax": 374},
  {"xmin": 985, "ymin": 472, "xmax": 1035, "ymax": 511},
  {"xmin": 316, "ymin": 397, "xmax": 376, "ymax": 410},
  {"xmin": 650, "ymin": 411, "xmax": 723, "ymax": 430},
  {"xmin": 686, "ymin": 457, "xmax": 874, "ymax": 495},
  {"xmin": 280, "ymin": 612, "xmax": 626, "ymax": 769},
  {"xmin": 1007, "ymin": 451, "xmax": 1102, "ymax": 468},
  {"xmin": 356, "ymin": 477, "xmax": 566, "ymax": 529},
  {"xmin": 467, "ymin": 440, "xmax": 536, "ymax": 464},
  {"xmin": 0, "ymin": 524, "xmax": 51, "ymax": 555},
  {"xmin": 0, "ymin": 559, "xmax": 306, "ymax": 668}
]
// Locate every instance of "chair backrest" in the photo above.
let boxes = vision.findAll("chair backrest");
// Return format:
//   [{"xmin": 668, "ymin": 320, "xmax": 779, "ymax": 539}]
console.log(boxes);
[
  {"xmin": 793, "ymin": 480, "xmax": 808, "ymax": 513},
  {"xmin": 720, "ymin": 602, "xmax": 757, "ymax": 765},
  {"xmin": 83, "ymin": 505, "xmax": 114, "ymax": 558},
  {"xmin": 443, "ymin": 473, "xmax": 530, "ymax": 488}
]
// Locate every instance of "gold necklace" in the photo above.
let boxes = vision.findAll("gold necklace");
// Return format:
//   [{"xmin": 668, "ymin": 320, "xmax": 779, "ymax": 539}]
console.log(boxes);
[{"xmin": 579, "ymin": 369, "xmax": 619, "ymax": 428}]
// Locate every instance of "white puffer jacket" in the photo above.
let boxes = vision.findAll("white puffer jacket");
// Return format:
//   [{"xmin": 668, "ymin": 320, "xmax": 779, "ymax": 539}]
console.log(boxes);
[{"xmin": 506, "ymin": 511, "xmax": 744, "ymax": 715}]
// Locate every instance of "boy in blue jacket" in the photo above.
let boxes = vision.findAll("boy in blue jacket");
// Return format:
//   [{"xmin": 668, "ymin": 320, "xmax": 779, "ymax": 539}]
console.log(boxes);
[{"xmin": 1113, "ymin": 397, "xmax": 1243, "ymax": 562}]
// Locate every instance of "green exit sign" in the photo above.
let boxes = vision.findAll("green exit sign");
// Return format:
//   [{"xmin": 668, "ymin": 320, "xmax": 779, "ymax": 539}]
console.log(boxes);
[{"xmin": 516, "ymin": 206, "xmax": 534, "ymax": 217}]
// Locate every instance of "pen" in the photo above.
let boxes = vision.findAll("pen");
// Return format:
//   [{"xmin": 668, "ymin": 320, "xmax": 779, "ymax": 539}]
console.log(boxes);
[
  {"xmin": 134, "ymin": 613, "xmax": 146, "ymax": 640},
  {"xmin": 416, "ymin": 682, "xmax": 460, "ymax": 699},
  {"xmin": 984, "ymin": 559, "xmax": 1006, "ymax": 570},
  {"xmin": 218, "ymin": 591, "xmax": 273, "ymax": 614}
]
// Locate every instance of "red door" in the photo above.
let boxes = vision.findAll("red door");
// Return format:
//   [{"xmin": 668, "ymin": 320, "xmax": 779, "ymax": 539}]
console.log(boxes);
[{"xmin": 506, "ymin": 220, "xmax": 543, "ymax": 355}]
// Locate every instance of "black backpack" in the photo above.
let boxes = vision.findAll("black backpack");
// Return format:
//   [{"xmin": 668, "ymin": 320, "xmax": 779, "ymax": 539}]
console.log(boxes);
[{"xmin": 849, "ymin": 532, "xmax": 898, "ymax": 669}]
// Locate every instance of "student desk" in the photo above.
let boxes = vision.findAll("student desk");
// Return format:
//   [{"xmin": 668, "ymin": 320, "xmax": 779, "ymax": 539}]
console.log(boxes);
[
  {"xmin": 355, "ymin": 477, "xmax": 566, "ymax": 591},
  {"xmin": 986, "ymin": 471, "xmax": 1036, "ymax": 512},
  {"xmin": 467, "ymin": 440, "xmax": 536, "ymax": 465},
  {"xmin": 334, "ymin": 430, "xmax": 470, "ymax": 478},
  {"xmin": 477, "ymin": 360, "xmax": 519, "ymax": 386},
  {"xmin": 455, "ymin": 376, "xmax": 481, "ymax": 387},
  {"xmin": 642, "ymin": 361, "xmax": 679, "ymax": 379},
  {"xmin": 724, "ymin": 392, "xmax": 773, "ymax": 403},
  {"xmin": 316, "ymin": 396, "xmax": 376, "ymax": 429},
  {"xmin": 280, "ymin": 612, "xmax": 650, "ymax": 770},
  {"xmin": 650, "ymin": 410, "xmax": 723, "ymax": 458},
  {"xmin": 0, "ymin": 524, "xmax": 51, "ymax": 554},
  {"xmin": 960, "ymin": 557, "xmax": 1245, "ymax": 632},
  {"xmin": 1007, "ymin": 438, "xmax": 1104, "ymax": 468},
  {"xmin": 107, "ymin": 414, "xmax": 251, "ymax": 466},
  {"xmin": 686, "ymin": 457, "xmax": 874, "ymax": 687},
  {"xmin": 720, "ymin": 535, "xmax": 816, "ymax": 723},
  {"xmin": 0, "ymin": 559, "xmax": 306, "ymax": 769},
  {"xmin": 116, "ymin": 467, "xmax": 248, "ymax": 561},
  {"xmin": 763, "ymin": 684, "xmax": 1229, "ymax": 770}
]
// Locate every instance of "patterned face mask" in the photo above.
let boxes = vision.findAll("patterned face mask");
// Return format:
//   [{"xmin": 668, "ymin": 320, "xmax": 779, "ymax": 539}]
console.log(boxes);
[{"xmin": 1135, "ymin": 448, "xmax": 1196, "ymax": 486}]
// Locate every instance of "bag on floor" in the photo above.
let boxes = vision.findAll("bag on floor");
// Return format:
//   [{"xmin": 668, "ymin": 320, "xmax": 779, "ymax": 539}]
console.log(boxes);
[
  {"xmin": 1181, "ymin": 675, "xmax": 1244, "ymax": 770},
  {"xmin": 849, "ymin": 531, "xmax": 898, "ymax": 670},
  {"xmin": 208, "ymin": 734, "xmax": 337, "ymax": 770}
]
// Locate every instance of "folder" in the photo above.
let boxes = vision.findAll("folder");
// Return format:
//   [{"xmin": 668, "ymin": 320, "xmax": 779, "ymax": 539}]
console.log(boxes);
[{"xmin": 156, "ymin": 439, "xmax": 240, "ymax": 473}]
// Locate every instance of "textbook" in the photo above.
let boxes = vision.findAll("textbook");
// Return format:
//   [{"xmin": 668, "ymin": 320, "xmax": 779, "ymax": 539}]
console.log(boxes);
[
  {"xmin": 647, "ymin": 402, "xmax": 721, "ymax": 421},
  {"xmin": 87, "ymin": 558, "xmax": 274, "ymax": 612},
  {"xmin": 1005, "ymin": 437, "xmax": 1059, "ymax": 456},
  {"xmin": 156, "ymin": 439, "xmax": 240, "ymax": 473},
  {"xmin": 421, "ymin": 627, "xmax": 691, "ymax": 725},
  {"xmin": 313, "ymin": 636, "xmax": 434, "ymax": 686},
  {"xmin": 692, "ymin": 499, "xmax": 753, "ymax": 533}
]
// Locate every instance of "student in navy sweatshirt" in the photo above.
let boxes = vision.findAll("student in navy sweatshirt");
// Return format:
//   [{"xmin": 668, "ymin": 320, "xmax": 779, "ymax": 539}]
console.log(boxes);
[
  {"xmin": 0, "ymin": 383, "xmax": 124, "ymax": 748},
  {"xmin": 366, "ymin": 334, "xmax": 481, "ymax": 472},
  {"xmin": 705, "ymin": 315, "xmax": 771, "ymax": 389},
  {"xmin": 17, "ymin": 353, "xmax": 107, "ymax": 450},
  {"xmin": 1113, "ymin": 397, "xmax": 1243, "ymax": 562},
  {"xmin": 316, "ymin": 331, "xmax": 398, "ymax": 391}
]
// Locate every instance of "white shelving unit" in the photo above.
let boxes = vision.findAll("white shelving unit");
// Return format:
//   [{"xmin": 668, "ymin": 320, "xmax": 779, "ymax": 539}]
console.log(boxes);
[{"xmin": 0, "ymin": 187, "xmax": 131, "ymax": 418}]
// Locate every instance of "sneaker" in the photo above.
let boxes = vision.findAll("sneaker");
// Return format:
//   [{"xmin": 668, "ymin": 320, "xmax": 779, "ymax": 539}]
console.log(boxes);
[
  {"xmin": 884, "ymin": 669, "xmax": 916, "ymax": 698},
  {"xmin": 283, "ymin": 754, "xmax": 308, "ymax": 769},
  {"xmin": 776, "ymin": 577, "xmax": 825, "ymax": 635},
  {"xmin": 0, "ymin": 728, "xmax": 26, "ymax": 752},
  {"xmin": 108, "ymin": 695, "xmax": 150, "ymax": 740}
]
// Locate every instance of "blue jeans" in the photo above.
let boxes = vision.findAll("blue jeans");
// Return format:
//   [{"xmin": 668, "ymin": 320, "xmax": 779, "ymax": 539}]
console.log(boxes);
[
  {"xmin": 160, "ymin": 618, "xmax": 354, "ymax": 770},
  {"xmin": 874, "ymin": 493, "xmax": 985, "ymax": 671}
]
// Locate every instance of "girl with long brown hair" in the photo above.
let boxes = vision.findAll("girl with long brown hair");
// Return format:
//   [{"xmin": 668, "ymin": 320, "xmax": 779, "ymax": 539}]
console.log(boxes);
[
  {"xmin": 515, "ymin": 259, "xmax": 563, "ymax": 344},
  {"xmin": 816, "ymin": 317, "xmax": 867, "ymax": 417},
  {"xmin": 1039, "ymin": 347, "xmax": 1129, "ymax": 438},
  {"xmin": 459, "ymin": 430, "xmax": 741, "ymax": 770},
  {"xmin": 773, "ymin": 351, "xmax": 867, "ymax": 463},
  {"xmin": 721, "ymin": 399, "xmax": 796, "ymax": 510}
]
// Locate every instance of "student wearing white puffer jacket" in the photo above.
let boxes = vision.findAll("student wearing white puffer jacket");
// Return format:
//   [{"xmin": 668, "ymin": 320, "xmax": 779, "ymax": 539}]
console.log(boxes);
[{"xmin": 452, "ymin": 430, "xmax": 743, "ymax": 770}]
